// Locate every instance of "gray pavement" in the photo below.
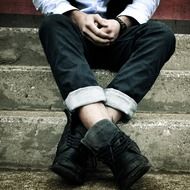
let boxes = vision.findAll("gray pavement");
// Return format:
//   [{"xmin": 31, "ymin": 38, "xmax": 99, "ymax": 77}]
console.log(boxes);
[{"xmin": 0, "ymin": 170, "xmax": 189, "ymax": 190}]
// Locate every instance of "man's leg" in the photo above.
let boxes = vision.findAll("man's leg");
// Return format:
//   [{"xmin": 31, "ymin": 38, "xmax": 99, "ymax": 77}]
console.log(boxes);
[
  {"xmin": 39, "ymin": 14, "xmax": 113, "ymax": 126},
  {"xmin": 38, "ymin": 14, "xmax": 129, "ymax": 185},
  {"xmin": 39, "ymin": 14, "xmax": 110, "ymax": 184},
  {"xmin": 78, "ymin": 103, "xmax": 111, "ymax": 129},
  {"xmin": 39, "ymin": 14, "xmax": 175, "ymax": 189},
  {"xmin": 80, "ymin": 21, "xmax": 176, "ymax": 125},
  {"xmin": 106, "ymin": 106, "xmax": 122, "ymax": 123},
  {"xmin": 104, "ymin": 21, "xmax": 176, "ymax": 119},
  {"xmin": 39, "ymin": 15, "xmax": 102, "ymax": 101},
  {"xmin": 80, "ymin": 21, "xmax": 176, "ymax": 190}
]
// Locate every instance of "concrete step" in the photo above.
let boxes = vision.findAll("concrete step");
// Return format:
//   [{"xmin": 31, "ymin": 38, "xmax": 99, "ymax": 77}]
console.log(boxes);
[
  {"xmin": 0, "ymin": 66, "xmax": 189, "ymax": 113},
  {"xmin": 0, "ymin": 27, "xmax": 189, "ymax": 70},
  {"xmin": 0, "ymin": 110, "xmax": 189, "ymax": 172},
  {"xmin": 0, "ymin": 170, "xmax": 189, "ymax": 190}
]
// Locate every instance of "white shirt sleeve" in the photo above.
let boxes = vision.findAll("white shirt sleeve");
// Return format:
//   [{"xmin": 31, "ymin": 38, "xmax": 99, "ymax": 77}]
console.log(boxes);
[
  {"xmin": 32, "ymin": 0, "xmax": 78, "ymax": 15},
  {"xmin": 118, "ymin": 0, "xmax": 160, "ymax": 24}
]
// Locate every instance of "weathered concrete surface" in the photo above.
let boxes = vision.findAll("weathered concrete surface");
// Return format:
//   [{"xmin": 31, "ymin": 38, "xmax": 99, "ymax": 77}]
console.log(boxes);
[
  {"xmin": 137, "ymin": 70, "xmax": 190, "ymax": 113},
  {"xmin": 0, "ymin": 170, "xmax": 189, "ymax": 190},
  {"xmin": 0, "ymin": 66, "xmax": 62, "ymax": 111},
  {"xmin": 0, "ymin": 66, "xmax": 189, "ymax": 113},
  {"xmin": 0, "ymin": 111, "xmax": 189, "ymax": 172},
  {"xmin": 0, "ymin": 28, "xmax": 46, "ymax": 66},
  {"xmin": 120, "ymin": 113, "xmax": 190, "ymax": 173},
  {"xmin": 0, "ymin": 111, "xmax": 66, "ymax": 169},
  {"xmin": 0, "ymin": 28, "xmax": 190, "ymax": 70},
  {"xmin": 163, "ymin": 34, "xmax": 190, "ymax": 71}
]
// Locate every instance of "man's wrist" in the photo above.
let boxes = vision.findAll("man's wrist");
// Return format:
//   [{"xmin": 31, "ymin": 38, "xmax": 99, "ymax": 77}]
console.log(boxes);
[
  {"xmin": 114, "ymin": 17, "xmax": 128, "ymax": 32},
  {"xmin": 118, "ymin": 16, "xmax": 138, "ymax": 28}
]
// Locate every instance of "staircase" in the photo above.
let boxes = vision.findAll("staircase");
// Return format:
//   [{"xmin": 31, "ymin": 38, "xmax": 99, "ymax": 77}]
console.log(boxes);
[{"xmin": 0, "ymin": 27, "xmax": 190, "ymax": 189}]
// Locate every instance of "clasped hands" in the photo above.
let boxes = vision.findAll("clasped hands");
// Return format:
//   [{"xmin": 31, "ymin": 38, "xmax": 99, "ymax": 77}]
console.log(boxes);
[{"xmin": 70, "ymin": 10, "xmax": 121, "ymax": 46}]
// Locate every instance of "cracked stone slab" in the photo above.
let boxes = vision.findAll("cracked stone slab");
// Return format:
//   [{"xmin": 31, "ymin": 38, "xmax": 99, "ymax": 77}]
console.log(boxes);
[
  {"xmin": 0, "ymin": 28, "xmax": 190, "ymax": 70},
  {"xmin": 0, "ymin": 111, "xmax": 189, "ymax": 172},
  {"xmin": 0, "ymin": 66, "xmax": 189, "ymax": 113}
]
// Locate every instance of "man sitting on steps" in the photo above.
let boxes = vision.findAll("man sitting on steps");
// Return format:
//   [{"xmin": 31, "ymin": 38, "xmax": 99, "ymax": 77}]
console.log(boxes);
[{"xmin": 33, "ymin": 0, "xmax": 176, "ymax": 189}]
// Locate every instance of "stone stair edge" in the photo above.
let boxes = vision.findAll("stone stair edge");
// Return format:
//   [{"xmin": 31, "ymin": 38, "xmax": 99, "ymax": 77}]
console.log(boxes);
[
  {"xmin": 0, "ymin": 110, "xmax": 190, "ymax": 130},
  {"xmin": 0, "ymin": 27, "xmax": 190, "ymax": 71},
  {"xmin": 0, "ymin": 110, "xmax": 189, "ymax": 130},
  {"xmin": 1, "ymin": 26, "xmax": 190, "ymax": 35},
  {"xmin": 0, "ymin": 66, "xmax": 189, "ymax": 113},
  {"xmin": 0, "ymin": 109, "xmax": 189, "ymax": 119},
  {"xmin": 1, "ymin": 64, "xmax": 190, "ymax": 74}
]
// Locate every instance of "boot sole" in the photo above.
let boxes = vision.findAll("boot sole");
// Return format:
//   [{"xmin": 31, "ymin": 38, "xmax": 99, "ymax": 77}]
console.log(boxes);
[
  {"xmin": 121, "ymin": 159, "xmax": 151, "ymax": 190},
  {"xmin": 51, "ymin": 162, "xmax": 84, "ymax": 185}
]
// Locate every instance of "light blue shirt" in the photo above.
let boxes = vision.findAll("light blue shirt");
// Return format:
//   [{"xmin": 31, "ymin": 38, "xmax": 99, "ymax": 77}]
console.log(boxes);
[
  {"xmin": 33, "ymin": 0, "xmax": 160, "ymax": 24},
  {"xmin": 76, "ymin": 0, "xmax": 109, "ymax": 17}
]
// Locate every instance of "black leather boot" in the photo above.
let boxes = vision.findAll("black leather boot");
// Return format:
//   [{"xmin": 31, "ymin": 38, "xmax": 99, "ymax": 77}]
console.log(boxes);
[
  {"xmin": 81, "ymin": 119, "xmax": 151, "ymax": 190},
  {"xmin": 51, "ymin": 110, "xmax": 88, "ymax": 185}
]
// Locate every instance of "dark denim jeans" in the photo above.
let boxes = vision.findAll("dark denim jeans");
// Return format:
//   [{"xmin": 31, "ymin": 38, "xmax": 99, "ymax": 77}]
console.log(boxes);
[{"xmin": 39, "ymin": 14, "xmax": 175, "ymax": 118}]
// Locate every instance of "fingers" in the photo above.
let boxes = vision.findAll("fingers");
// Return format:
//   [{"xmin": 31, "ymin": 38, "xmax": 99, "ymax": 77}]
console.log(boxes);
[
  {"xmin": 85, "ymin": 20, "xmax": 110, "ymax": 39},
  {"xmin": 94, "ymin": 14, "xmax": 108, "ymax": 27},
  {"xmin": 83, "ymin": 14, "xmax": 114, "ymax": 40},
  {"xmin": 80, "ymin": 14, "xmax": 119, "ymax": 45},
  {"xmin": 85, "ymin": 35, "xmax": 111, "ymax": 46},
  {"xmin": 83, "ymin": 28, "xmax": 111, "ymax": 45},
  {"xmin": 100, "ymin": 19, "xmax": 120, "ymax": 42},
  {"xmin": 86, "ymin": 24, "xmax": 110, "ymax": 39}
]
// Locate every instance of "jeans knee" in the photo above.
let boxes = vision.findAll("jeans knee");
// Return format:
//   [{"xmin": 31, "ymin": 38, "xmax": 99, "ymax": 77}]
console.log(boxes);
[
  {"xmin": 39, "ymin": 14, "xmax": 69, "ymax": 36},
  {"xmin": 40, "ymin": 15, "xmax": 55, "ymax": 32},
  {"xmin": 151, "ymin": 21, "xmax": 176, "ymax": 52}
]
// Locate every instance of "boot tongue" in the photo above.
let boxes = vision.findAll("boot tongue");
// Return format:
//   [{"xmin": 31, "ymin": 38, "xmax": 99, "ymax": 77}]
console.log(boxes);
[{"xmin": 81, "ymin": 119, "xmax": 119, "ymax": 153}]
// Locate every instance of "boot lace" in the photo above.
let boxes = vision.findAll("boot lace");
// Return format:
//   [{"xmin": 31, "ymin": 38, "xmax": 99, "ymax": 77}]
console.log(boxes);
[{"xmin": 97, "ymin": 131, "xmax": 139, "ymax": 165}]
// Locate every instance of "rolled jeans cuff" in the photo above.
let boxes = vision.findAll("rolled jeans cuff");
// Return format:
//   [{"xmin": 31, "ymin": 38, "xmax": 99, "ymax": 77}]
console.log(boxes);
[
  {"xmin": 65, "ymin": 86, "xmax": 106, "ymax": 111},
  {"xmin": 104, "ymin": 88, "xmax": 137, "ymax": 119}
]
